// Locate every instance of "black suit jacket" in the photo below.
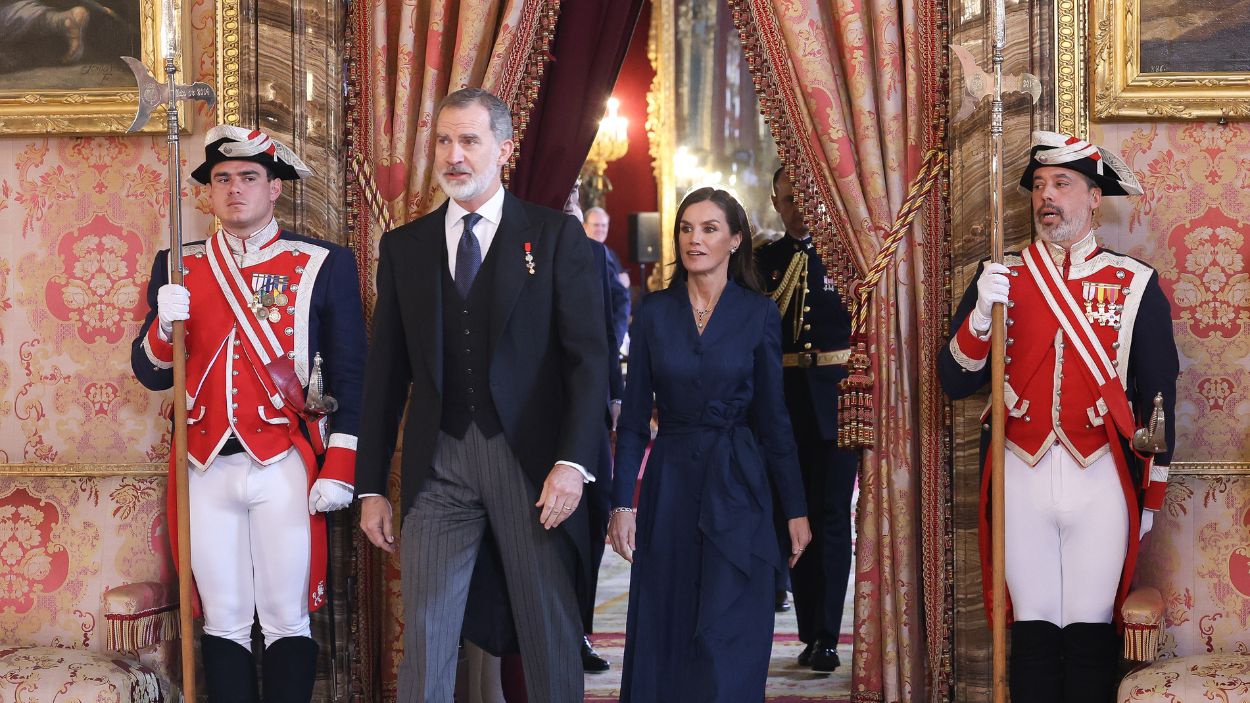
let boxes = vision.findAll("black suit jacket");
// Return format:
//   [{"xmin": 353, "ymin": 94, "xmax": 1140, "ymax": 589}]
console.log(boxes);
[{"xmin": 357, "ymin": 191, "xmax": 609, "ymax": 649}]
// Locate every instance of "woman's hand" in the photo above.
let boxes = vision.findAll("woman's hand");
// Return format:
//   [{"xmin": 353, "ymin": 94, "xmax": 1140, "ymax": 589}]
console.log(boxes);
[
  {"xmin": 787, "ymin": 517, "xmax": 812, "ymax": 569},
  {"xmin": 608, "ymin": 510, "xmax": 637, "ymax": 563}
]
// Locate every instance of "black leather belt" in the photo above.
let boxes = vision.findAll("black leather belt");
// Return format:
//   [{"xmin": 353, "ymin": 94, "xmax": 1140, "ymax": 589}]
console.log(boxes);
[{"xmin": 218, "ymin": 436, "xmax": 246, "ymax": 456}]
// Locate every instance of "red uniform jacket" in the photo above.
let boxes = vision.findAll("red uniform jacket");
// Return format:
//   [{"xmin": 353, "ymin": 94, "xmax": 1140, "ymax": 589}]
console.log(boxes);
[
  {"xmin": 132, "ymin": 226, "xmax": 367, "ymax": 611},
  {"xmin": 939, "ymin": 234, "xmax": 1179, "ymax": 624}
]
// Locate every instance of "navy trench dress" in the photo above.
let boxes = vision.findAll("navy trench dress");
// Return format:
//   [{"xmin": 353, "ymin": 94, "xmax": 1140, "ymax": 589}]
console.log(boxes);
[{"xmin": 612, "ymin": 281, "xmax": 806, "ymax": 702}]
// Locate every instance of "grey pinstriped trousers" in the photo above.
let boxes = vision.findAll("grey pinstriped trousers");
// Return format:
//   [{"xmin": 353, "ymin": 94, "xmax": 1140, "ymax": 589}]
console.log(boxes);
[{"xmin": 398, "ymin": 424, "xmax": 583, "ymax": 702}]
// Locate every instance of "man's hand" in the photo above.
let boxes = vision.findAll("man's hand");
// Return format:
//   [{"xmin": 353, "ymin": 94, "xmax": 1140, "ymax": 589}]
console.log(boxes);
[
  {"xmin": 308, "ymin": 478, "xmax": 354, "ymax": 514},
  {"xmin": 1139, "ymin": 509, "xmax": 1155, "ymax": 540},
  {"xmin": 359, "ymin": 495, "xmax": 396, "ymax": 553},
  {"xmin": 971, "ymin": 262, "xmax": 1011, "ymax": 333},
  {"xmin": 535, "ymin": 463, "xmax": 584, "ymax": 530},
  {"xmin": 157, "ymin": 283, "xmax": 190, "ymax": 340}
]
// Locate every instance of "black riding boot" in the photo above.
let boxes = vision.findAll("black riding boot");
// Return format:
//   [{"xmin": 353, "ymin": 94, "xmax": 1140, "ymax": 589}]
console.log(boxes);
[
  {"xmin": 201, "ymin": 634, "xmax": 259, "ymax": 703},
  {"xmin": 1062, "ymin": 622, "xmax": 1118, "ymax": 703},
  {"xmin": 1010, "ymin": 620, "xmax": 1063, "ymax": 703},
  {"xmin": 262, "ymin": 635, "xmax": 319, "ymax": 702}
]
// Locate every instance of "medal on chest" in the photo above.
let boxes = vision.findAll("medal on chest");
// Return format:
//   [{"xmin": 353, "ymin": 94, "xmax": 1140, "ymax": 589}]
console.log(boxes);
[
  {"xmin": 250, "ymin": 273, "xmax": 291, "ymax": 324},
  {"xmin": 1081, "ymin": 281, "xmax": 1125, "ymax": 328}
]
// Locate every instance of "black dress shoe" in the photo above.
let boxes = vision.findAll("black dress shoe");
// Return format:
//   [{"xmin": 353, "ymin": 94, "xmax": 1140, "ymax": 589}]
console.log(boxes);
[
  {"xmin": 809, "ymin": 639, "xmax": 840, "ymax": 672},
  {"xmin": 775, "ymin": 590, "xmax": 791, "ymax": 612},
  {"xmin": 582, "ymin": 635, "xmax": 610, "ymax": 673},
  {"xmin": 797, "ymin": 642, "xmax": 814, "ymax": 667}
]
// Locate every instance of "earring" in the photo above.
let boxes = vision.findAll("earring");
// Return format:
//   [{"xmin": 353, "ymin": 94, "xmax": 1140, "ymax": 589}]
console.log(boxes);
[{"xmin": 730, "ymin": 246, "xmax": 739, "ymax": 254}]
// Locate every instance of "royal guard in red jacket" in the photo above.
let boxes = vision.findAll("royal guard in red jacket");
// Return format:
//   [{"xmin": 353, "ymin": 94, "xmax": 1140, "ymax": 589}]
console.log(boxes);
[
  {"xmin": 130, "ymin": 126, "xmax": 366, "ymax": 702},
  {"xmin": 939, "ymin": 131, "xmax": 1178, "ymax": 703}
]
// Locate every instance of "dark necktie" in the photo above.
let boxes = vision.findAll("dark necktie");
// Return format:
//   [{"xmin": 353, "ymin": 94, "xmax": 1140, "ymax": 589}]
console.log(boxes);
[{"xmin": 456, "ymin": 212, "xmax": 483, "ymax": 298}]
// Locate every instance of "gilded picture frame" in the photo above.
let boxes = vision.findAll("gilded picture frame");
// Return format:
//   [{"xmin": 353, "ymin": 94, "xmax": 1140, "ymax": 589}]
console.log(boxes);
[
  {"xmin": 1089, "ymin": 0, "xmax": 1250, "ymax": 120},
  {"xmin": 0, "ymin": 0, "xmax": 191, "ymax": 135}
]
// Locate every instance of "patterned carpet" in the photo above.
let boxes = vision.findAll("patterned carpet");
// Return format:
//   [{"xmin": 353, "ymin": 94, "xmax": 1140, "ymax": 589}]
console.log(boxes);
[{"xmin": 582, "ymin": 551, "xmax": 853, "ymax": 701}]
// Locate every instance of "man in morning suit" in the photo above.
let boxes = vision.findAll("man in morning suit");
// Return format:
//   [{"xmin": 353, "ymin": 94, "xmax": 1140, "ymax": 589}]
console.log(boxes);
[
  {"xmin": 131, "ymin": 125, "xmax": 367, "ymax": 702},
  {"xmin": 754, "ymin": 167, "xmax": 859, "ymax": 672},
  {"xmin": 938, "ymin": 131, "xmax": 1178, "ymax": 703},
  {"xmin": 356, "ymin": 88, "xmax": 609, "ymax": 702}
]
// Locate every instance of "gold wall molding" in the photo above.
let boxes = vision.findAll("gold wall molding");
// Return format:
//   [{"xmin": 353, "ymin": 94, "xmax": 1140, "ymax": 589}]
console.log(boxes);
[
  {"xmin": 0, "ymin": 463, "xmax": 164, "ymax": 477},
  {"xmin": 1169, "ymin": 462, "xmax": 1250, "ymax": 476},
  {"xmin": 216, "ymin": 0, "xmax": 242, "ymax": 126},
  {"xmin": 646, "ymin": 0, "xmax": 677, "ymax": 291},
  {"xmin": 1053, "ymin": 0, "xmax": 1087, "ymax": 136},
  {"xmin": 0, "ymin": 0, "xmax": 192, "ymax": 135},
  {"xmin": 1089, "ymin": 0, "xmax": 1250, "ymax": 120}
]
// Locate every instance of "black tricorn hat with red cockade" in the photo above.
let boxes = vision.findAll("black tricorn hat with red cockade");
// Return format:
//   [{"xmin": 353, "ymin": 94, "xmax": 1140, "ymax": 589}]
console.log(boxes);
[{"xmin": 1018, "ymin": 131, "xmax": 1143, "ymax": 197}]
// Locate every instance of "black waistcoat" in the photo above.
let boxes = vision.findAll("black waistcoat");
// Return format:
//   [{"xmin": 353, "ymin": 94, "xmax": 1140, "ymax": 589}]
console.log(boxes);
[{"xmin": 441, "ymin": 248, "xmax": 504, "ymax": 438}]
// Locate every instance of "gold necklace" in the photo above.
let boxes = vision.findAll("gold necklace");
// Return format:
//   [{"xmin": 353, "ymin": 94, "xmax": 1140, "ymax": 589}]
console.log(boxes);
[
  {"xmin": 694, "ymin": 305, "xmax": 714, "ymax": 330},
  {"xmin": 692, "ymin": 293, "xmax": 721, "ymax": 331}
]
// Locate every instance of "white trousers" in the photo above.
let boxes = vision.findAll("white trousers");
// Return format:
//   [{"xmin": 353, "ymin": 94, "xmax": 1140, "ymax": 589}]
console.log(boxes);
[
  {"xmin": 1004, "ymin": 443, "xmax": 1128, "ymax": 626},
  {"xmin": 188, "ymin": 450, "xmax": 312, "ymax": 650}
]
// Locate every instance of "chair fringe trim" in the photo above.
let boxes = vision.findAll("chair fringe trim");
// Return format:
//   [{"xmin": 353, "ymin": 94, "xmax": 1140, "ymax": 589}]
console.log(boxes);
[
  {"xmin": 105, "ymin": 605, "xmax": 179, "ymax": 653},
  {"xmin": 1123, "ymin": 621, "xmax": 1162, "ymax": 663}
]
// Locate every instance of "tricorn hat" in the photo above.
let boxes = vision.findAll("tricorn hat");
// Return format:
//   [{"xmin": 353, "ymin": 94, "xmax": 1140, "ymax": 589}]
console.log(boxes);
[
  {"xmin": 190, "ymin": 125, "xmax": 313, "ymax": 185},
  {"xmin": 1018, "ymin": 131, "xmax": 1143, "ymax": 197}
]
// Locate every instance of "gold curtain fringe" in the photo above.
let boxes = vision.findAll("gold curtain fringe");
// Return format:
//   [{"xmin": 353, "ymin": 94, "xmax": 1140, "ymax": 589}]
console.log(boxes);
[
  {"xmin": 502, "ymin": 0, "xmax": 562, "ymax": 182},
  {"xmin": 727, "ymin": 0, "xmax": 861, "ymax": 304},
  {"xmin": 105, "ymin": 606, "xmax": 180, "ymax": 654}
]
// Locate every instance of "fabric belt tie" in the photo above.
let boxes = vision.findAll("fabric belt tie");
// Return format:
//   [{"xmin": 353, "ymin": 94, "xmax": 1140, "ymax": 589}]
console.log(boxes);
[
  {"xmin": 781, "ymin": 348, "xmax": 851, "ymax": 368},
  {"xmin": 657, "ymin": 405, "xmax": 779, "ymax": 636}
]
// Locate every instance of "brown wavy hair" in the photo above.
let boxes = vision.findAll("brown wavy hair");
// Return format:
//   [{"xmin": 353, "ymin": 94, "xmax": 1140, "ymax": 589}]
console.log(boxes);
[{"xmin": 668, "ymin": 187, "xmax": 762, "ymax": 293}]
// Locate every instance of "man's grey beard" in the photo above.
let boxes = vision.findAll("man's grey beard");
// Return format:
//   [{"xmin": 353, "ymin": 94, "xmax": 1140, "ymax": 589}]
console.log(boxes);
[
  {"xmin": 1035, "ymin": 209, "xmax": 1091, "ymax": 244},
  {"xmin": 437, "ymin": 169, "xmax": 495, "ymax": 203}
]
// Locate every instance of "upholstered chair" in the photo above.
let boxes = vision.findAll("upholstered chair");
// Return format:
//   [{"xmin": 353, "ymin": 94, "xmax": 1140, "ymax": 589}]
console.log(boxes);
[
  {"xmin": 1117, "ymin": 472, "xmax": 1250, "ymax": 702},
  {"xmin": 0, "ymin": 476, "xmax": 177, "ymax": 702}
]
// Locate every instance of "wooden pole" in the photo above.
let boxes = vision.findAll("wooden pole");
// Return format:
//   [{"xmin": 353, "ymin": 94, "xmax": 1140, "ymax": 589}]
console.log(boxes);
[
  {"xmin": 989, "ymin": 0, "xmax": 1009, "ymax": 699},
  {"xmin": 164, "ymin": 53, "xmax": 197, "ymax": 702}
]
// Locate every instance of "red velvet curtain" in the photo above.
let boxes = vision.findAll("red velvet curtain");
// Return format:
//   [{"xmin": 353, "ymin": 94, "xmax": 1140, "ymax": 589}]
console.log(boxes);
[{"xmin": 510, "ymin": 0, "xmax": 646, "ymax": 208}]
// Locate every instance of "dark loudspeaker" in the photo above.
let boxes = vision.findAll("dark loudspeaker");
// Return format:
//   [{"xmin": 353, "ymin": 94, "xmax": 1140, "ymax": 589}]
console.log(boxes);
[{"xmin": 629, "ymin": 212, "xmax": 661, "ymax": 264}]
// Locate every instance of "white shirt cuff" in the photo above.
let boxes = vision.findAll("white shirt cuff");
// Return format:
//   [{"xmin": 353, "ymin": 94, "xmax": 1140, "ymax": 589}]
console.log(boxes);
[
  {"xmin": 357, "ymin": 493, "xmax": 382, "ymax": 499},
  {"xmin": 557, "ymin": 461, "xmax": 595, "ymax": 483}
]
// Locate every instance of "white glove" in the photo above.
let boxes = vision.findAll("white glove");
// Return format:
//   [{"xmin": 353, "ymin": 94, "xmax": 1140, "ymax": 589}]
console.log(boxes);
[
  {"xmin": 1139, "ymin": 509, "xmax": 1155, "ymax": 540},
  {"xmin": 308, "ymin": 478, "xmax": 354, "ymax": 514},
  {"xmin": 157, "ymin": 284, "xmax": 190, "ymax": 340},
  {"xmin": 970, "ymin": 262, "xmax": 1011, "ymax": 333}
]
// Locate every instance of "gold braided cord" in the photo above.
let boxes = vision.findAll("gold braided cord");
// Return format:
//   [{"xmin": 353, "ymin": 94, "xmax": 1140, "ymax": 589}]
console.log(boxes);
[
  {"xmin": 850, "ymin": 146, "xmax": 949, "ymax": 335},
  {"xmin": 769, "ymin": 251, "xmax": 810, "ymax": 341},
  {"xmin": 349, "ymin": 153, "xmax": 395, "ymax": 235}
]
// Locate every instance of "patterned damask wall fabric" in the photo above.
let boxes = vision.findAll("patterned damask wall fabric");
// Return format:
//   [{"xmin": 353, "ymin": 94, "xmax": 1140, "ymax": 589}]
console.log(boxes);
[
  {"xmin": 1091, "ymin": 123, "xmax": 1250, "ymax": 462},
  {"xmin": 1136, "ymin": 475, "xmax": 1250, "ymax": 657},
  {"xmin": 0, "ymin": 476, "xmax": 171, "ymax": 648},
  {"xmin": 1089, "ymin": 123, "xmax": 1250, "ymax": 657},
  {"xmin": 0, "ymin": 0, "xmax": 215, "ymax": 649},
  {"xmin": 0, "ymin": 0, "xmax": 217, "ymax": 465}
]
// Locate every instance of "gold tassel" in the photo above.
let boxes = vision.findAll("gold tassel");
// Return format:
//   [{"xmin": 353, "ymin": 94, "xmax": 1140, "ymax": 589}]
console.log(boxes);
[{"xmin": 837, "ymin": 336, "xmax": 874, "ymax": 450}]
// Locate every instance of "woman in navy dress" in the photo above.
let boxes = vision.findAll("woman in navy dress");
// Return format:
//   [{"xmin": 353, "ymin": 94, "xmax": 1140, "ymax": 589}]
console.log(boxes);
[{"xmin": 608, "ymin": 188, "xmax": 811, "ymax": 701}]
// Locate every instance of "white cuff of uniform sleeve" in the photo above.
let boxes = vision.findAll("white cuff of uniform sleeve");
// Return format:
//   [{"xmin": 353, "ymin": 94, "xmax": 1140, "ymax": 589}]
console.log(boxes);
[
  {"xmin": 557, "ymin": 460, "xmax": 595, "ymax": 483},
  {"xmin": 1150, "ymin": 463, "xmax": 1169, "ymax": 483}
]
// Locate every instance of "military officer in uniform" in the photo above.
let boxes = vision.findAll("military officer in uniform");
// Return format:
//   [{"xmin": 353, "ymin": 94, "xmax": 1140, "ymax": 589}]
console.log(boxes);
[
  {"xmin": 131, "ymin": 126, "xmax": 367, "ymax": 702},
  {"xmin": 938, "ymin": 131, "xmax": 1178, "ymax": 703},
  {"xmin": 755, "ymin": 167, "xmax": 859, "ymax": 672}
]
